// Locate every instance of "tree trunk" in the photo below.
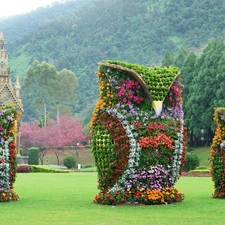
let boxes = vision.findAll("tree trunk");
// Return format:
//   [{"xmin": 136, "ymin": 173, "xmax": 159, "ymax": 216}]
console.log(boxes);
[
  {"xmin": 56, "ymin": 104, "xmax": 60, "ymax": 125},
  {"xmin": 55, "ymin": 152, "xmax": 60, "ymax": 165},
  {"xmin": 44, "ymin": 102, "xmax": 47, "ymax": 128}
]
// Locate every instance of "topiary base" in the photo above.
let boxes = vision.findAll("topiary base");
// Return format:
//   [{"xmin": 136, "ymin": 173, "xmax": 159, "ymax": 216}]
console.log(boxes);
[
  {"xmin": 93, "ymin": 187, "xmax": 184, "ymax": 205},
  {"xmin": 0, "ymin": 189, "xmax": 19, "ymax": 202}
]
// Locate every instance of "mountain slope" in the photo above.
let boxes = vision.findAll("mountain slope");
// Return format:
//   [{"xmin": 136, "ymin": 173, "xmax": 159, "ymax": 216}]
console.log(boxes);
[{"xmin": 0, "ymin": 0, "xmax": 225, "ymax": 120}]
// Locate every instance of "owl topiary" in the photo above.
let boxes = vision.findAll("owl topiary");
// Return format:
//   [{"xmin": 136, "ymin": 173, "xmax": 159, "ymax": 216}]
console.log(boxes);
[
  {"xmin": 91, "ymin": 60, "xmax": 187, "ymax": 205},
  {"xmin": 210, "ymin": 108, "xmax": 225, "ymax": 198},
  {"xmin": 0, "ymin": 105, "xmax": 20, "ymax": 202}
]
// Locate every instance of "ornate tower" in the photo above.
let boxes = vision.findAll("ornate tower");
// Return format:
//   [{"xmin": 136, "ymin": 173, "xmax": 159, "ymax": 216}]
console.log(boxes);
[{"xmin": 0, "ymin": 31, "xmax": 23, "ymax": 153}]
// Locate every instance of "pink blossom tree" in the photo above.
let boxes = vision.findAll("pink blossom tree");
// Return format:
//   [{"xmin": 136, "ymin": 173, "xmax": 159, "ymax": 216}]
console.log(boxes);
[
  {"xmin": 21, "ymin": 115, "xmax": 89, "ymax": 165},
  {"xmin": 45, "ymin": 115, "xmax": 89, "ymax": 164},
  {"xmin": 20, "ymin": 122, "xmax": 48, "ymax": 164}
]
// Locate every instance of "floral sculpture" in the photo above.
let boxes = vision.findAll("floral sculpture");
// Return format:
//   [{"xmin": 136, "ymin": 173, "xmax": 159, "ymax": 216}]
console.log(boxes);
[
  {"xmin": 210, "ymin": 108, "xmax": 225, "ymax": 198},
  {"xmin": 0, "ymin": 105, "xmax": 20, "ymax": 202},
  {"xmin": 91, "ymin": 60, "xmax": 187, "ymax": 205}
]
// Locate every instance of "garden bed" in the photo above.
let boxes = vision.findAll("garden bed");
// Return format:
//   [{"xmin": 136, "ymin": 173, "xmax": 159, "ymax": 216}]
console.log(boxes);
[{"xmin": 182, "ymin": 172, "xmax": 211, "ymax": 177}]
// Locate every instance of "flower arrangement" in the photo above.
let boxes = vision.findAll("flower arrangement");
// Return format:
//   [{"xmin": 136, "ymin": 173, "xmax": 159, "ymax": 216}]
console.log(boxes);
[
  {"xmin": 91, "ymin": 60, "xmax": 187, "ymax": 205},
  {"xmin": 0, "ymin": 105, "xmax": 21, "ymax": 202},
  {"xmin": 210, "ymin": 108, "xmax": 225, "ymax": 198}
]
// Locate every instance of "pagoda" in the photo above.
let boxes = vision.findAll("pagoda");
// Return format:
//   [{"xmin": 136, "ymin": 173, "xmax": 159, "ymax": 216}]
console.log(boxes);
[{"xmin": 0, "ymin": 31, "xmax": 23, "ymax": 155}]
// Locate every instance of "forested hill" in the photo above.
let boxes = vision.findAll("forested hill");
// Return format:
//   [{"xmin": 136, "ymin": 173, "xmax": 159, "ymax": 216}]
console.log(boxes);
[{"xmin": 0, "ymin": 0, "xmax": 225, "ymax": 120}]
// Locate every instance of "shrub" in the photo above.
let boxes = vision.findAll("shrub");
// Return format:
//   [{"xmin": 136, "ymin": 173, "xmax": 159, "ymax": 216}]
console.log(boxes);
[
  {"xmin": 17, "ymin": 165, "xmax": 31, "ymax": 173},
  {"xmin": 28, "ymin": 147, "xmax": 39, "ymax": 165},
  {"xmin": 20, "ymin": 148, "xmax": 24, "ymax": 156},
  {"xmin": 63, "ymin": 156, "xmax": 76, "ymax": 169},
  {"xmin": 195, "ymin": 166, "xmax": 209, "ymax": 170},
  {"xmin": 30, "ymin": 165, "xmax": 70, "ymax": 173},
  {"xmin": 183, "ymin": 152, "xmax": 200, "ymax": 172},
  {"xmin": 84, "ymin": 164, "xmax": 93, "ymax": 168},
  {"xmin": 189, "ymin": 169, "xmax": 210, "ymax": 173}
]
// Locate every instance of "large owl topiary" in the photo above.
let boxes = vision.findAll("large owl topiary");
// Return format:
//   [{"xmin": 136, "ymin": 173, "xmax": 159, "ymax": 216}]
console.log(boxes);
[{"xmin": 91, "ymin": 60, "xmax": 187, "ymax": 205}]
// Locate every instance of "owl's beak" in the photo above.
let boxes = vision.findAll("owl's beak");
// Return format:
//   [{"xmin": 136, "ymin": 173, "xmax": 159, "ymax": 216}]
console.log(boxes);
[{"xmin": 152, "ymin": 100, "xmax": 163, "ymax": 116}]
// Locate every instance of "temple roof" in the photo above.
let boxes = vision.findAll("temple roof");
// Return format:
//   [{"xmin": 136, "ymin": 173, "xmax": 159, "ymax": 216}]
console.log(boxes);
[
  {"xmin": 0, "ymin": 31, "xmax": 4, "ymax": 41},
  {"xmin": 0, "ymin": 83, "xmax": 23, "ymax": 112}
]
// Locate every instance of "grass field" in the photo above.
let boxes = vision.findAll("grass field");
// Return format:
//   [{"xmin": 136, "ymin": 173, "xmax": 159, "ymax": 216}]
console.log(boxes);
[
  {"xmin": 41, "ymin": 146, "xmax": 211, "ymax": 169},
  {"xmin": 0, "ymin": 173, "xmax": 224, "ymax": 225},
  {"xmin": 41, "ymin": 147, "xmax": 95, "ymax": 167}
]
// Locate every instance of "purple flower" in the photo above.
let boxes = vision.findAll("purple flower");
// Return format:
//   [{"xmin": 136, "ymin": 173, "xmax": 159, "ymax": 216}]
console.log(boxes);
[
  {"xmin": 116, "ymin": 103, "xmax": 120, "ymax": 108},
  {"xmin": 151, "ymin": 114, "xmax": 159, "ymax": 119},
  {"xmin": 0, "ymin": 109, "xmax": 7, "ymax": 116},
  {"xmin": 7, "ymin": 116, "xmax": 13, "ymax": 121}
]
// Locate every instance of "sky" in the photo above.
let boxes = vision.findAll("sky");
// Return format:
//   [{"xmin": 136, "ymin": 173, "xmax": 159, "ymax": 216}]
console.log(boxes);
[{"xmin": 1, "ymin": 0, "xmax": 63, "ymax": 18}]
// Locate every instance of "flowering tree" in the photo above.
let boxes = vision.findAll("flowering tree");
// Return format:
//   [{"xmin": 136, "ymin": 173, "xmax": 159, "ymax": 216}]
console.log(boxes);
[
  {"xmin": 21, "ymin": 115, "xmax": 89, "ymax": 165},
  {"xmin": 21, "ymin": 122, "xmax": 48, "ymax": 164},
  {"xmin": 45, "ymin": 115, "xmax": 89, "ymax": 164}
]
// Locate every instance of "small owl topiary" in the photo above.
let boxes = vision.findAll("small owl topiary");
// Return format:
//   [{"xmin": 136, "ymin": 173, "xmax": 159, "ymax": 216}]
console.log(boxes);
[
  {"xmin": 0, "ymin": 105, "xmax": 20, "ymax": 202},
  {"xmin": 210, "ymin": 108, "xmax": 225, "ymax": 198}
]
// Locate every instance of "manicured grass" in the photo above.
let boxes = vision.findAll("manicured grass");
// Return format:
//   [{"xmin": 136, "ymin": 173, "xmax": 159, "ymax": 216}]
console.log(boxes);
[
  {"xmin": 40, "ymin": 147, "xmax": 95, "ymax": 167},
  {"xmin": 192, "ymin": 146, "xmax": 211, "ymax": 167},
  {"xmin": 0, "ymin": 173, "xmax": 224, "ymax": 225}
]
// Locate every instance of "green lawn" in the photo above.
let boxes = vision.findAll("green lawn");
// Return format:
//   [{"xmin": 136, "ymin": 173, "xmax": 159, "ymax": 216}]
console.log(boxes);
[{"xmin": 0, "ymin": 173, "xmax": 224, "ymax": 225}]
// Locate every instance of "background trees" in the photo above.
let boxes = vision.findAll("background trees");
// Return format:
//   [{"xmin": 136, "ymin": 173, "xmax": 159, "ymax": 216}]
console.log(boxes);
[
  {"xmin": 23, "ymin": 60, "xmax": 78, "ymax": 123},
  {"xmin": 23, "ymin": 60, "xmax": 59, "ymax": 126},
  {"xmin": 162, "ymin": 39, "xmax": 225, "ymax": 146},
  {"xmin": 1, "ymin": 0, "xmax": 225, "ymax": 148},
  {"xmin": 2, "ymin": 0, "xmax": 225, "ymax": 122}
]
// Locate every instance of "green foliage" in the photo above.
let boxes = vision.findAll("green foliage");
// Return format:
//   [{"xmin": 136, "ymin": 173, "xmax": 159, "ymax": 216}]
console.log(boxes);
[
  {"xmin": 30, "ymin": 165, "xmax": 70, "ymax": 173},
  {"xmin": 63, "ymin": 156, "xmax": 76, "ymax": 169},
  {"xmin": 28, "ymin": 147, "xmax": 39, "ymax": 165},
  {"xmin": 183, "ymin": 152, "xmax": 200, "ymax": 172},
  {"xmin": 172, "ymin": 48, "xmax": 189, "ymax": 68},
  {"xmin": 189, "ymin": 169, "xmax": 210, "ymax": 173},
  {"xmin": 22, "ymin": 60, "xmax": 79, "ymax": 122},
  {"xmin": 2, "ymin": 0, "xmax": 225, "ymax": 122},
  {"xmin": 161, "ymin": 52, "xmax": 174, "ymax": 67},
  {"xmin": 20, "ymin": 148, "xmax": 24, "ymax": 156}
]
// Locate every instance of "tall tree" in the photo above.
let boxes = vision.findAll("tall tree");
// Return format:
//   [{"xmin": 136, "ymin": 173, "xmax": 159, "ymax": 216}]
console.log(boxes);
[
  {"xmin": 181, "ymin": 51, "xmax": 197, "ymax": 145},
  {"xmin": 161, "ymin": 52, "xmax": 174, "ymax": 67},
  {"xmin": 214, "ymin": 53, "xmax": 225, "ymax": 107},
  {"xmin": 53, "ymin": 68, "xmax": 78, "ymax": 123},
  {"xmin": 23, "ymin": 60, "xmax": 59, "ymax": 127},
  {"xmin": 173, "ymin": 47, "xmax": 189, "ymax": 68},
  {"xmin": 187, "ymin": 39, "xmax": 225, "ymax": 145}
]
